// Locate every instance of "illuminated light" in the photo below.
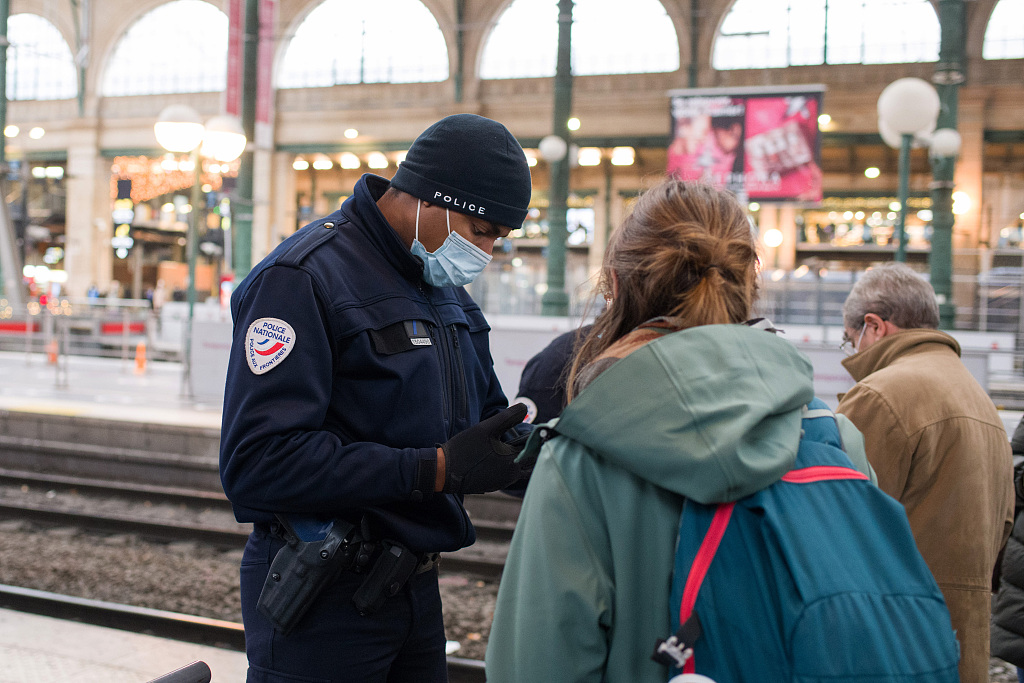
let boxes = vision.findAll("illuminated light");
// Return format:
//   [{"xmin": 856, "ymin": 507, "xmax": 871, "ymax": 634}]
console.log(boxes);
[
  {"xmin": 183, "ymin": 204, "xmax": 193, "ymax": 213},
  {"xmin": 293, "ymin": 157, "xmax": 309, "ymax": 171},
  {"xmin": 889, "ymin": 201, "xmax": 901, "ymax": 211},
  {"xmin": 154, "ymin": 105, "xmax": 204, "ymax": 152},
  {"xmin": 749, "ymin": 202, "xmax": 760, "ymax": 212},
  {"xmin": 177, "ymin": 237, "xmax": 187, "ymax": 246},
  {"xmin": 794, "ymin": 265, "xmax": 810, "ymax": 278},
  {"xmin": 917, "ymin": 209, "xmax": 934, "ymax": 221},
  {"xmin": 22, "ymin": 264, "xmax": 36, "ymax": 277},
  {"xmin": 854, "ymin": 211, "xmax": 865, "ymax": 220},
  {"xmin": 818, "ymin": 114, "xmax": 832, "ymax": 127},
  {"xmin": 763, "ymin": 228, "xmax": 784, "ymax": 248},
  {"xmin": 872, "ymin": 212, "xmax": 882, "ymax": 218},
  {"xmin": 539, "ymin": 135, "xmax": 567, "ymax": 162},
  {"xmin": 524, "ymin": 150, "xmax": 538, "ymax": 167},
  {"xmin": 31, "ymin": 166, "xmax": 47, "ymax": 179},
  {"xmin": 4, "ymin": 125, "xmax": 18, "ymax": 137},
  {"xmin": 567, "ymin": 117, "xmax": 581, "ymax": 131},
  {"xmin": 843, "ymin": 211, "xmax": 854, "ymax": 220},
  {"xmin": 864, "ymin": 167, "xmax": 880, "ymax": 179},
  {"xmin": 367, "ymin": 152, "xmax": 389, "ymax": 169},
  {"xmin": 511, "ymin": 258, "xmax": 524, "ymax": 268},
  {"xmin": 394, "ymin": 150, "xmax": 408, "ymax": 165},
  {"xmin": 28, "ymin": 127, "xmax": 45, "ymax": 140},
  {"xmin": 116, "ymin": 248, "xmax": 129, "ymax": 259},
  {"xmin": 161, "ymin": 203, "xmax": 175, "ymax": 213},
  {"xmin": 770, "ymin": 269, "xmax": 786, "ymax": 282},
  {"xmin": 1019, "ymin": 212, "xmax": 1024, "ymax": 220},
  {"xmin": 201, "ymin": 115, "xmax": 247, "ymax": 162},
  {"xmin": 208, "ymin": 164, "xmax": 221, "ymax": 173},
  {"xmin": 344, "ymin": 128, "xmax": 359, "ymax": 139},
  {"xmin": 312, "ymin": 155, "xmax": 334, "ymax": 170},
  {"xmin": 610, "ymin": 147, "xmax": 635, "ymax": 166},
  {"xmin": 339, "ymin": 152, "xmax": 361, "ymax": 170},
  {"xmin": 577, "ymin": 147, "xmax": 602, "ymax": 166},
  {"xmin": 160, "ymin": 157, "xmax": 179, "ymax": 172},
  {"xmin": 179, "ymin": 159, "xmax": 195, "ymax": 172},
  {"xmin": 201, "ymin": 184, "xmax": 213, "ymax": 193},
  {"xmin": 887, "ymin": 212, "xmax": 897, "ymax": 220},
  {"xmin": 534, "ymin": 282, "xmax": 549, "ymax": 296},
  {"xmin": 952, "ymin": 191, "xmax": 971, "ymax": 215}
]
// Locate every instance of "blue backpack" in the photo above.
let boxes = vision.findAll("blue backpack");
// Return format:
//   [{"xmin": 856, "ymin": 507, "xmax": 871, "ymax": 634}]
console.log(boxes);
[{"xmin": 653, "ymin": 398, "xmax": 961, "ymax": 682}]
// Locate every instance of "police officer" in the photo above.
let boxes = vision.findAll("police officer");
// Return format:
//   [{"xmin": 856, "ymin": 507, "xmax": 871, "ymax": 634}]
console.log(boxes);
[{"xmin": 219, "ymin": 114, "xmax": 533, "ymax": 682}]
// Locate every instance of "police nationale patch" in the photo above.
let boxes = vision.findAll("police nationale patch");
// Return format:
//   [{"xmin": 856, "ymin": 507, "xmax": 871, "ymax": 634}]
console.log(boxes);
[
  {"xmin": 245, "ymin": 317, "xmax": 296, "ymax": 375},
  {"xmin": 512, "ymin": 396, "xmax": 538, "ymax": 424}
]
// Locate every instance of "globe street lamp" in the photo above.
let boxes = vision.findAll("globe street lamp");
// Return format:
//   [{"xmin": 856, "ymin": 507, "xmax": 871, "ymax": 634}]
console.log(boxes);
[
  {"xmin": 154, "ymin": 105, "xmax": 246, "ymax": 397},
  {"xmin": 877, "ymin": 78, "xmax": 940, "ymax": 262}
]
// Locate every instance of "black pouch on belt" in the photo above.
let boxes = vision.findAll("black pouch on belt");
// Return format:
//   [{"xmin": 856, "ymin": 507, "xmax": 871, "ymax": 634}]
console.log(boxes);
[
  {"xmin": 257, "ymin": 516, "xmax": 358, "ymax": 634},
  {"xmin": 352, "ymin": 540, "xmax": 420, "ymax": 615}
]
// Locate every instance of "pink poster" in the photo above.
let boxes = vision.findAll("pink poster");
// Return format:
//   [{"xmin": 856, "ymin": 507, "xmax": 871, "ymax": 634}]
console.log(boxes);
[{"xmin": 668, "ymin": 88, "xmax": 823, "ymax": 203}]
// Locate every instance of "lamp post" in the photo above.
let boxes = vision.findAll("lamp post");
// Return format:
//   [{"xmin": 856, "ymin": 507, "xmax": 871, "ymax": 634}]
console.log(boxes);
[
  {"xmin": 155, "ymin": 105, "xmax": 246, "ymax": 397},
  {"xmin": 877, "ymin": 77, "xmax": 940, "ymax": 262},
  {"xmin": 540, "ymin": 0, "xmax": 574, "ymax": 317}
]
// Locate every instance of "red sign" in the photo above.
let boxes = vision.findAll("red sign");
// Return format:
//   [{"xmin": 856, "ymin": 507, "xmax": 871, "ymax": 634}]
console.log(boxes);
[
  {"xmin": 667, "ymin": 86, "xmax": 824, "ymax": 203},
  {"xmin": 256, "ymin": 0, "xmax": 277, "ymax": 127},
  {"xmin": 225, "ymin": 0, "xmax": 244, "ymax": 117}
]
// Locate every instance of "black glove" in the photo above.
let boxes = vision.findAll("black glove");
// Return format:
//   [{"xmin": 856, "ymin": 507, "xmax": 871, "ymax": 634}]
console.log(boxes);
[{"xmin": 440, "ymin": 404, "xmax": 529, "ymax": 494}]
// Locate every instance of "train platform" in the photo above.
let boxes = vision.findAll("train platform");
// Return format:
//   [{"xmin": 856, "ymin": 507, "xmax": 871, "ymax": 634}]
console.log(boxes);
[
  {"xmin": 0, "ymin": 607, "xmax": 246, "ymax": 682},
  {"xmin": 0, "ymin": 350, "xmax": 221, "ymax": 429}
]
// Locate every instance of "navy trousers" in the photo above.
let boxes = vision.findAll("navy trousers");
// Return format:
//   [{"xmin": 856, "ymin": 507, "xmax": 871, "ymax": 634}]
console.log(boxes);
[{"xmin": 240, "ymin": 527, "xmax": 448, "ymax": 683}]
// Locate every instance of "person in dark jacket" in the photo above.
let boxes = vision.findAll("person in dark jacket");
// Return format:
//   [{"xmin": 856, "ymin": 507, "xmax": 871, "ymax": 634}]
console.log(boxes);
[
  {"xmin": 219, "ymin": 114, "xmax": 533, "ymax": 683},
  {"xmin": 513, "ymin": 325, "xmax": 592, "ymax": 424},
  {"xmin": 992, "ymin": 416, "xmax": 1024, "ymax": 682}
]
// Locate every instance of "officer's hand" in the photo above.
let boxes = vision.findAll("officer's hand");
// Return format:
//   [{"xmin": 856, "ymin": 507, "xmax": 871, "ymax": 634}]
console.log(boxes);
[{"xmin": 439, "ymin": 404, "xmax": 529, "ymax": 494}]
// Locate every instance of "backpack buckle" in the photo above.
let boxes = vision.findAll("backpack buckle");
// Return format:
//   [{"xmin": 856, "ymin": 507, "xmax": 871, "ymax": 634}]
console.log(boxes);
[{"xmin": 652, "ymin": 635, "xmax": 693, "ymax": 669}]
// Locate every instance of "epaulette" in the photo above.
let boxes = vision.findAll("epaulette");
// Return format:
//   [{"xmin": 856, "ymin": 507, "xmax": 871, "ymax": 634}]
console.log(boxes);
[{"xmin": 277, "ymin": 217, "xmax": 348, "ymax": 268}]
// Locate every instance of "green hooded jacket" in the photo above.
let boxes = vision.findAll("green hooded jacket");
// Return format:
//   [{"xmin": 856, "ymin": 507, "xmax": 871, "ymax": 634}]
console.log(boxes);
[{"xmin": 485, "ymin": 323, "xmax": 872, "ymax": 683}]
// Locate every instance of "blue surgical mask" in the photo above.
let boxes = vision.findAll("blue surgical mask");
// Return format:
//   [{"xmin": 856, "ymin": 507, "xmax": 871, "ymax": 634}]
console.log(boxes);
[{"xmin": 410, "ymin": 203, "xmax": 492, "ymax": 287}]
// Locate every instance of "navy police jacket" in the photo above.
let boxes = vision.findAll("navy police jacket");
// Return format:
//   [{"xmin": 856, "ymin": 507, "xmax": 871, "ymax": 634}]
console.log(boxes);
[{"xmin": 219, "ymin": 174, "xmax": 513, "ymax": 552}]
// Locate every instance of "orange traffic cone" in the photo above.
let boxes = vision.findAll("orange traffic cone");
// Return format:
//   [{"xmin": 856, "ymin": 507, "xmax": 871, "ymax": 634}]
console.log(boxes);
[
  {"xmin": 46, "ymin": 339, "xmax": 58, "ymax": 365},
  {"xmin": 134, "ymin": 341, "xmax": 147, "ymax": 375}
]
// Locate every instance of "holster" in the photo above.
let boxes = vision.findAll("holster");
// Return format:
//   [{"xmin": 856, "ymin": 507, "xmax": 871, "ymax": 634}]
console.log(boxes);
[
  {"xmin": 256, "ymin": 516, "xmax": 358, "ymax": 635},
  {"xmin": 352, "ymin": 540, "xmax": 421, "ymax": 615}
]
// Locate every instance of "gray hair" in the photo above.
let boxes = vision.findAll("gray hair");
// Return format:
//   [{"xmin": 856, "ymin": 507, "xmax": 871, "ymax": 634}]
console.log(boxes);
[{"xmin": 842, "ymin": 263, "xmax": 939, "ymax": 331}]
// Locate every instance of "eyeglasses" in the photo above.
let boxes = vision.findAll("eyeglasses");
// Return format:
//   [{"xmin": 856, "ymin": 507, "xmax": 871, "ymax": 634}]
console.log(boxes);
[
  {"xmin": 840, "ymin": 320, "xmax": 882, "ymax": 356},
  {"xmin": 839, "ymin": 332, "xmax": 859, "ymax": 357}
]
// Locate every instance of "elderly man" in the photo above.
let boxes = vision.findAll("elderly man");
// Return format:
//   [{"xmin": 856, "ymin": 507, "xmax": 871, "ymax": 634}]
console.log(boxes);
[{"xmin": 837, "ymin": 262, "xmax": 1013, "ymax": 683}]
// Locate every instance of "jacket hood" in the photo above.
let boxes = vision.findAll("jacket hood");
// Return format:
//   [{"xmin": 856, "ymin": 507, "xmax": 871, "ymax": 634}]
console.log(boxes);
[
  {"xmin": 551, "ymin": 324, "xmax": 815, "ymax": 504},
  {"xmin": 841, "ymin": 328, "xmax": 960, "ymax": 383}
]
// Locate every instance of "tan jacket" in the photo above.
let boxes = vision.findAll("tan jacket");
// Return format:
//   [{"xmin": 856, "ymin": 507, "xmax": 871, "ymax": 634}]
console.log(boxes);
[{"xmin": 838, "ymin": 328, "xmax": 1013, "ymax": 683}]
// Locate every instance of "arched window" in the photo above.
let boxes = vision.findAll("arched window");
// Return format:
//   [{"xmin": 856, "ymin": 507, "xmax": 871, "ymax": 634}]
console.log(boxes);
[
  {"xmin": 278, "ymin": 0, "xmax": 448, "ymax": 87},
  {"xmin": 480, "ymin": 0, "xmax": 679, "ymax": 79},
  {"xmin": 713, "ymin": 0, "xmax": 939, "ymax": 70},
  {"xmin": 983, "ymin": 0, "xmax": 1024, "ymax": 59},
  {"xmin": 7, "ymin": 14, "xmax": 77, "ymax": 100},
  {"xmin": 101, "ymin": 0, "xmax": 228, "ymax": 96}
]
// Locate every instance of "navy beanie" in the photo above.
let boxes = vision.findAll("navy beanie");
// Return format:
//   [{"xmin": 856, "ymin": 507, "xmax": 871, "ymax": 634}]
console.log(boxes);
[{"xmin": 391, "ymin": 114, "xmax": 533, "ymax": 230}]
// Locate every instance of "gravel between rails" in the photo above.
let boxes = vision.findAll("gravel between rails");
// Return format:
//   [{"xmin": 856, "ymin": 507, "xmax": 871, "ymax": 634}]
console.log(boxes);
[
  {"xmin": 1, "ymin": 483, "xmax": 1021, "ymax": 680},
  {"xmin": 0, "ymin": 483, "xmax": 498, "ymax": 661}
]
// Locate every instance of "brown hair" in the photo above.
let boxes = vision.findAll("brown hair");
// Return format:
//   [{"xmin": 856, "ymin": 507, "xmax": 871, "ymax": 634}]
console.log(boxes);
[{"xmin": 567, "ymin": 179, "xmax": 759, "ymax": 399}]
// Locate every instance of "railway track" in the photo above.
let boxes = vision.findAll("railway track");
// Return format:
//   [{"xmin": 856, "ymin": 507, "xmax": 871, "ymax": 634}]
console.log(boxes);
[
  {"xmin": 0, "ymin": 584, "xmax": 487, "ymax": 683},
  {"xmin": 0, "ymin": 467, "xmax": 515, "ymax": 578}
]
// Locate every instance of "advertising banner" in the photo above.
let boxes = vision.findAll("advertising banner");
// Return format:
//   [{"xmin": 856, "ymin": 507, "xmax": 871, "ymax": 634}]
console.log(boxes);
[{"xmin": 667, "ymin": 85, "xmax": 825, "ymax": 203}]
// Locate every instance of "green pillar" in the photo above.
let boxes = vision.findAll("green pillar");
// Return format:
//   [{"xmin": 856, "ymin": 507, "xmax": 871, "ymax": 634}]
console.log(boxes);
[
  {"xmin": 454, "ymin": 0, "xmax": 465, "ymax": 103},
  {"xmin": 894, "ymin": 133, "xmax": 912, "ymax": 263},
  {"xmin": 929, "ymin": 0, "xmax": 964, "ymax": 329},
  {"xmin": 233, "ymin": 0, "xmax": 258, "ymax": 279},
  {"xmin": 540, "ymin": 0, "xmax": 573, "ymax": 317}
]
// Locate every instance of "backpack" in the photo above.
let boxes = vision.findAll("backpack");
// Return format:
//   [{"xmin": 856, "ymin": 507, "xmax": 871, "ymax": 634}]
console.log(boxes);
[{"xmin": 653, "ymin": 398, "xmax": 961, "ymax": 683}]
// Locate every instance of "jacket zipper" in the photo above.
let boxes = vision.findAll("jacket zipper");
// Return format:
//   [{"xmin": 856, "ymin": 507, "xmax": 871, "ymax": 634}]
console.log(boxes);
[
  {"xmin": 420, "ymin": 285, "xmax": 454, "ymax": 432},
  {"xmin": 450, "ymin": 323, "xmax": 468, "ymax": 423}
]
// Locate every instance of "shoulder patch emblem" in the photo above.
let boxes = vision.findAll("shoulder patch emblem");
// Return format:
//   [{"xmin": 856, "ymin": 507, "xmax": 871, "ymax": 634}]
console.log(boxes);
[
  {"xmin": 512, "ymin": 396, "xmax": 538, "ymax": 424},
  {"xmin": 245, "ymin": 317, "xmax": 296, "ymax": 375}
]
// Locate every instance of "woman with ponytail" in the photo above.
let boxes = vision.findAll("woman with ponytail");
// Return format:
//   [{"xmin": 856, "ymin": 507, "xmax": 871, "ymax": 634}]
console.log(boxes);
[{"xmin": 486, "ymin": 179, "xmax": 872, "ymax": 682}]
